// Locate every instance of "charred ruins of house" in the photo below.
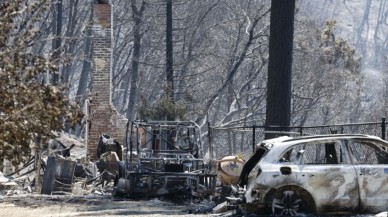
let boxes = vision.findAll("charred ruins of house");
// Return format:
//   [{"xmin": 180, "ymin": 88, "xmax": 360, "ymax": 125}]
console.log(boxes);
[{"xmin": 2, "ymin": 1, "xmax": 218, "ymax": 199}]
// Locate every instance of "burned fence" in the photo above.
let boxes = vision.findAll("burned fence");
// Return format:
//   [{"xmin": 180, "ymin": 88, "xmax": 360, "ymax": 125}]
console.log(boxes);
[{"xmin": 208, "ymin": 118, "xmax": 387, "ymax": 160}]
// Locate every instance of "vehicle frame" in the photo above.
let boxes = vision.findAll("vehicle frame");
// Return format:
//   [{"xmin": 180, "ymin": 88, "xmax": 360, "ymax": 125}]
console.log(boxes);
[
  {"xmin": 238, "ymin": 134, "xmax": 388, "ymax": 215},
  {"xmin": 113, "ymin": 120, "xmax": 217, "ymax": 198}
]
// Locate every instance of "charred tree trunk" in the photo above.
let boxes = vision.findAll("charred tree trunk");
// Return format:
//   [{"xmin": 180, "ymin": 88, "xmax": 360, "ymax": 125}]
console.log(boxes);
[
  {"xmin": 166, "ymin": 0, "xmax": 174, "ymax": 111},
  {"xmin": 356, "ymin": 0, "xmax": 371, "ymax": 60},
  {"xmin": 165, "ymin": 0, "xmax": 175, "ymax": 150},
  {"xmin": 34, "ymin": 138, "xmax": 42, "ymax": 193},
  {"xmin": 51, "ymin": 0, "xmax": 63, "ymax": 85},
  {"xmin": 74, "ymin": 11, "xmax": 93, "ymax": 137},
  {"xmin": 265, "ymin": 0, "xmax": 295, "ymax": 139},
  {"xmin": 76, "ymin": 11, "xmax": 93, "ymax": 104},
  {"xmin": 126, "ymin": 0, "xmax": 146, "ymax": 120},
  {"xmin": 62, "ymin": 0, "xmax": 79, "ymax": 86}
]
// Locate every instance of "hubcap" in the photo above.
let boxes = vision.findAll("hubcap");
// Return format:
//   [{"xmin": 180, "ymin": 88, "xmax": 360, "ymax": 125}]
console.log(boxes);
[{"xmin": 272, "ymin": 190, "xmax": 301, "ymax": 216}]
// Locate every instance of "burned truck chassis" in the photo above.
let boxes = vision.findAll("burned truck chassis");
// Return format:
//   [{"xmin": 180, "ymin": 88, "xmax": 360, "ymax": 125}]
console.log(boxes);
[
  {"xmin": 113, "ymin": 121, "xmax": 217, "ymax": 198},
  {"xmin": 115, "ymin": 171, "xmax": 217, "ymax": 198}
]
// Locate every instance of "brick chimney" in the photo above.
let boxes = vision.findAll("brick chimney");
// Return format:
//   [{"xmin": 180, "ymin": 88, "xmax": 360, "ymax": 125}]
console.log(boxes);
[{"xmin": 86, "ymin": 2, "xmax": 127, "ymax": 161}]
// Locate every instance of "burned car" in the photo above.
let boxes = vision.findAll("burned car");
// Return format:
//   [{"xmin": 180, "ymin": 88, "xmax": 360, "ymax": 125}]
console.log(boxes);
[{"xmin": 238, "ymin": 134, "xmax": 388, "ymax": 215}]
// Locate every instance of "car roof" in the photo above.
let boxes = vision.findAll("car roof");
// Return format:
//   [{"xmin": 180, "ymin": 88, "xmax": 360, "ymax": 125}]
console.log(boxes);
[{"xmin": 257, "ymin": 134, "xmax": 386, "ymax": 149}]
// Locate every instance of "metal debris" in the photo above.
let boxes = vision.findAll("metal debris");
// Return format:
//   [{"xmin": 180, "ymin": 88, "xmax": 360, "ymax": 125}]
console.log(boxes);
[
  {"xmin": 41, "ymin": 156, "xmax": 76, "ymax": 195},
  {"xmin": 113, "ymin": 120, "xmax": 217, "ymax": 198}
]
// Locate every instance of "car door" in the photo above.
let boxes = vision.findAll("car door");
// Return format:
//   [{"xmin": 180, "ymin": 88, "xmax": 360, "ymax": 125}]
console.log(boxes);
[
  {"xmin": 348, "ymin": 139, "xmax": 388, "ymax": 213},
  {"xmin": 293, "ymin": 140, "xmax": 359, "ymax": 213}
]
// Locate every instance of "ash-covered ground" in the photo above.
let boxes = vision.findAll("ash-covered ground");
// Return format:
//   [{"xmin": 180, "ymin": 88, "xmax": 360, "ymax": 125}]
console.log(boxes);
[{"xmin": 0, "ymin": 194, "xmax": 240, "ymax": 217}]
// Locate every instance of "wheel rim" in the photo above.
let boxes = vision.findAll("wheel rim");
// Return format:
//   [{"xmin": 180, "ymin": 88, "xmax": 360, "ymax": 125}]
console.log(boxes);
[{"xmin": 272, "ymin": 190, "xmax": 301, "ymax": 216}]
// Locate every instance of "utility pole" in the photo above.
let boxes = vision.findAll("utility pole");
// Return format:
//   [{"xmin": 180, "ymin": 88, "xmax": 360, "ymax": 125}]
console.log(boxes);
[{"xmin": 265, "ymin": 0, "xmax": 296, "ymax": 139}]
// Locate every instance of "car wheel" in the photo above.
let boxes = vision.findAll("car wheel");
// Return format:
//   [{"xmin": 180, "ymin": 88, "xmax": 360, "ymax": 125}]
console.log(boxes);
[{"xmin": 264, "ymin": 186, "xmax": 316, "ymax": 216}]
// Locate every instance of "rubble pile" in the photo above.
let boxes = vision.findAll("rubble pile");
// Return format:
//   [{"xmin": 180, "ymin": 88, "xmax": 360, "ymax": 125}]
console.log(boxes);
[
  {"xmin": 0, "ymin": 133, "xmax": 117, "ymax": 198},
  {"xmin": 0, "ymin": 172, "xmax": 33, "ymax": 197},
  {"xmin": 0, "ymin": 132, "xmax": 251, "ymax": 216}
]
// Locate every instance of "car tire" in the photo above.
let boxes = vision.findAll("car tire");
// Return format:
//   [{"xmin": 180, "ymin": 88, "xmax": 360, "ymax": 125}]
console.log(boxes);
[{"xmin": 264, "ymin": 186, "xmax": 316, "ymax": 215}]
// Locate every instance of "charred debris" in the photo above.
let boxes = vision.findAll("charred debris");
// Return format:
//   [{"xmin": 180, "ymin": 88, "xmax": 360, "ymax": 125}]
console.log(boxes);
[
  {"xmin": 0, "ymin": 120, "xmax": 249, "ymax": 215},
  {"xmin": 112, "ymin": 120, "xmax": 217, "ymax": 199},
  {"xmin": 2, "ymin": 128, "xmax": 388, "ymax": 216}
]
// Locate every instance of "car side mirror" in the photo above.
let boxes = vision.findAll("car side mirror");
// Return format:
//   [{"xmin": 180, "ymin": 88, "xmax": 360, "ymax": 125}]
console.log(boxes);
[{"xmin": 280, "ymin": 166, "xmax": 292, "ymax": 175}]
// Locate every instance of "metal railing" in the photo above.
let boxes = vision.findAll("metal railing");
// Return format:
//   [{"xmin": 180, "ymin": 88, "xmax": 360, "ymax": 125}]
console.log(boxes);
[{"xmin": 208, "ymin": 118, "xmax": 387, "ymax": 160}]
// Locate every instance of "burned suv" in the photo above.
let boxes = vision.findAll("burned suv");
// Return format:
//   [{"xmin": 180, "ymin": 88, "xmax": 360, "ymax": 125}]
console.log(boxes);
[{"xmin": 239, "ymin": 134, "xmax": 388, "ymax": 215}]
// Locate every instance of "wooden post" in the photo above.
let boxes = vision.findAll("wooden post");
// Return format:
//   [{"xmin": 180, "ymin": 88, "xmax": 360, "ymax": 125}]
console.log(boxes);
[
  {"xmin": 207, "ymin": 122, "xmax": 213, "ymax": 161},
  {"xmin": 34, "ymin": 138, "xmax": 42, "ymax": 193}
]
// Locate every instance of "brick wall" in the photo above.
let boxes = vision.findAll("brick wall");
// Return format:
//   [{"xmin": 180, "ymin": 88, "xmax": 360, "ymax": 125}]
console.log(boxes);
[{"xmin": 86, "ymin": 3, "xmax": 127, "ymax": 161}]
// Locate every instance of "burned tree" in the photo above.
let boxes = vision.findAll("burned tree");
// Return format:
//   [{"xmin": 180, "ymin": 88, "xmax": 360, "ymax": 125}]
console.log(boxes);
[
  {"xmin": 165, "ymin": 0, "xmax": 174, "ymax": 114},
  {"xmin": 126, "ymin": 0, "xmax": 146, "ymax": 121},
  {"xmin": 0, "ymin": 0, "xmax": 82, "ymax": 171}
]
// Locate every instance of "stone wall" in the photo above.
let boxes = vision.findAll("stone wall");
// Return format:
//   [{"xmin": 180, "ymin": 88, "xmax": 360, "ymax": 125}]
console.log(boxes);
[{"xmin": 86, "ymin": 3, "xmax": 127, "ymax": 161}]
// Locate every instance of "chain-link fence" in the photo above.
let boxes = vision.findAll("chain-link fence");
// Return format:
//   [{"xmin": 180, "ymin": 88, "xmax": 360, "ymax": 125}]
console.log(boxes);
[{"xmin": 208, "ymin": 118, "xmax": 387, "ymax": 160}]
